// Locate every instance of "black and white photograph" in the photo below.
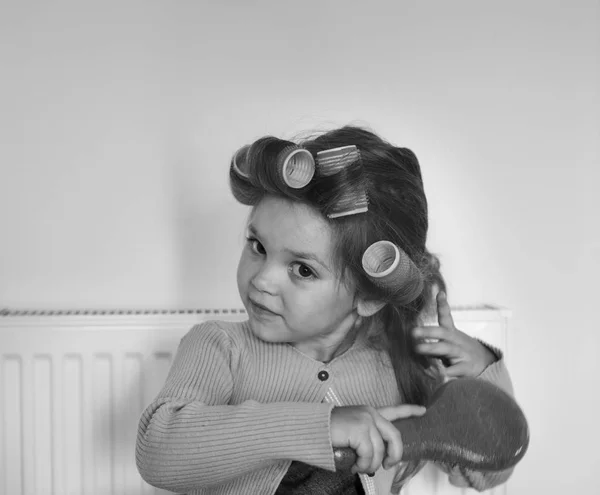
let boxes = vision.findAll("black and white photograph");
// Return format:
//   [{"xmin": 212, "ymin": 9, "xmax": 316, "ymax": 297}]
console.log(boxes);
[{"xmin": 1, "ymin": 1, "xmax": 598, "ymax": 494}]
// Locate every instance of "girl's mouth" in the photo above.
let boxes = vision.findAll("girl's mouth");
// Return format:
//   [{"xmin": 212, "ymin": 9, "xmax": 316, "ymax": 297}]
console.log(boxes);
[{"xmin": 248, "ymin": 298, "xmax": 279, "ymax": 318}]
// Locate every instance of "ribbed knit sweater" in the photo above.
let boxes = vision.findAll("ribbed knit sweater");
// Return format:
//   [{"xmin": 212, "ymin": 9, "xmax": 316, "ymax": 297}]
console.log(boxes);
[{"xmin": 136, "ymin": 319, "xmax": 515, "ymax": 494}]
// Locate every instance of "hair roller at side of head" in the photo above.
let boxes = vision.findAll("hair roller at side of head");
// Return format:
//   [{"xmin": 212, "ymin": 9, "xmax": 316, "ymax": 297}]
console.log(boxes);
[
  {"xmin": 231, "ymin": 144, "xmax": 252, "ymax": 179},
  {"xmin": 362, "ymin": 240, "xmax": 425, "ymax": 305},
  {"xmin": 229, "ymin": 144, "xmax": 263, "ymax": 205}
]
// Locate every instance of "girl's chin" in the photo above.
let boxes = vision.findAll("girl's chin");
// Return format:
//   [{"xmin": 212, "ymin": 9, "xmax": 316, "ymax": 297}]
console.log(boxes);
[{"xmin": 248, "ymin": 320, "xmax": 288, "ymax": 344}]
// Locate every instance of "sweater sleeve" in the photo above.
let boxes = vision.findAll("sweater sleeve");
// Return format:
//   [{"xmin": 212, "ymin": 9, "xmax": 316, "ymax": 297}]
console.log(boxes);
[
  {"xmin": 436, "ymin": 342, "xmax": 518, "ymax": 492},
  {"xmin": 135, "ymin": 322, "xmax": 335, "ymax": 493}
]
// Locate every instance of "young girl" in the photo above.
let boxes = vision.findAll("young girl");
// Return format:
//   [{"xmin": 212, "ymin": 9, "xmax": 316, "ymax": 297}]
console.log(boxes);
[{"xmin": 136, "ymin": 126, "xmax": 516, "ymax": 495}]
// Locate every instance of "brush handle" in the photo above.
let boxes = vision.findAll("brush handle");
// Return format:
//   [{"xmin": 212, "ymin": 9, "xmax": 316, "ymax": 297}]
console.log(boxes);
[{"xmin": 333, "ymin": 378, "xmax": 529, "ymax": 472}]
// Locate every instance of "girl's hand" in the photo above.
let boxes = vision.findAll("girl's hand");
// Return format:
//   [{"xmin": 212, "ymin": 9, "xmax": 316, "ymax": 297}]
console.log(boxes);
[
  {"xmin": 413, "ymin": 291, "xmax": 496, "ymax": 378},
  {"xmin": 330, "ymin": 404, "xmax": 426, "ymax": 475}
]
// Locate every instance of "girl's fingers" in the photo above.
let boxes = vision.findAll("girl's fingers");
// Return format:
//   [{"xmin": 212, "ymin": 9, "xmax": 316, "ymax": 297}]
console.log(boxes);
[
  {"xmin": 415, "ymin": 340, "xmax": 462, "ymax": 359},
  {"xmin": 371, "ymin": 413, "xmax": 402, "ymax": 471},
  {"xmin": 375, "ymin": 405, "xmax": 426, "ymax": 469},
  {"xmin": 444, "ymin": 362, "xmax": 472, "ymax": 378},
  {"xmin": 366, "ymin": 426, "xmax": 385, "ymax": 474},
  {"xmin": 448, "ymin": 470, "xmax": 471, "ymax": 487},
  {"xmin": 352, "ymin": 434, "xmax": 375, "ymax": 474},
  {"xmin": 377, "ymin": 404, "xmax": 427, "ymax": 423},
  {"xmin": 436, "ymin": 291, "xmax": 456, "ymax": 330},
  {"xmin": 413, "ymin": 325, "xmax": 457, "ymax": 341}
]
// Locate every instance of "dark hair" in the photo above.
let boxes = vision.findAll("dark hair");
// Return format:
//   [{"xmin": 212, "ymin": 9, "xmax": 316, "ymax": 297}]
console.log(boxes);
[{"xmin": 229, "ymin": 125, "xmax": 446, "ymax": 406}]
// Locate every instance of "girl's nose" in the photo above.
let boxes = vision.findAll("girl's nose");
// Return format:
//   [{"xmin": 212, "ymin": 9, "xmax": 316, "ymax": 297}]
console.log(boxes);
[{"xmin": 251, "ymin": 262, "xmax": 280, "ymax": 295}]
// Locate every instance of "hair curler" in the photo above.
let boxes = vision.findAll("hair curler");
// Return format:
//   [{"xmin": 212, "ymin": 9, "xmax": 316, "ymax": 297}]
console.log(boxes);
[
  {"xmin": 362, "ymin": 241, "xmax": 424, "ymax": 303},
  {"xmin": 230, "ymin": 142, "xmax": 315, "ymax": 189},
  {"xmin": 316, "ymin": 145, "xmax": 368, "ymax": 218}
]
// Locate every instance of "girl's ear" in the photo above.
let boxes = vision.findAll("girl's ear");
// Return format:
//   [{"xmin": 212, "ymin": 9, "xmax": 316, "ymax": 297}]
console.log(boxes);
[{"xmin": 356, "ymin": 299, "xmax": 386, "ymax": 317}]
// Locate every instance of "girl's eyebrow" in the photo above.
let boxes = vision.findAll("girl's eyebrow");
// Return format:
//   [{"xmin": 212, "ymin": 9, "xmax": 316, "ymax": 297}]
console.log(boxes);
[{"xmin": 247, "ymin": 223, "xmax": 331, "ymax": 272}]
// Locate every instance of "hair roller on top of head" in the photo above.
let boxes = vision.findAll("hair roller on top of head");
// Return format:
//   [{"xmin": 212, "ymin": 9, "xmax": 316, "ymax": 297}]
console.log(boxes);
[
  {"xmin": 231, "ymin": 140, "xmax": 314, "ymax": 188},
  {"xmin": 229, "ymin": 139, "xmax": 315, "ymax": 205},
  {"xmin": 277, "ymin": 146, "xmax": 315, "ymax": 188},
  {"xmin": 316, "ymin": 145, "xmax": 361, "ymax": 176},
  {"xmin": 362, "ymin": 240, "xmax": 424, "ymax": 304},
  {"xmin": 316, "ymin": 145, "xmax": 368, "ymax": 218}
]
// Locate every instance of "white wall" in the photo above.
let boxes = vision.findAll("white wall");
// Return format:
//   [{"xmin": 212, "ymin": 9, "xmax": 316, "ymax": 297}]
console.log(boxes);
[{"xmin": 1, "ymin": 1, "xmax": 598, "ymax": 493}]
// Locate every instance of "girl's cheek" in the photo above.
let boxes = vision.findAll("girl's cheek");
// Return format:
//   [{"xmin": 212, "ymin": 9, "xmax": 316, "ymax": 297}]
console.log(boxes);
[
  {"xmin": 241, "ymin": 257, "xmax": 266, "ymax": 289},
  {"xmin": 288, "ymin": 289, "xmax": 313, "ymax": 310},
  {"xmin": 236, "ymin": 255, "xmax": 252, "ymax": 285}
]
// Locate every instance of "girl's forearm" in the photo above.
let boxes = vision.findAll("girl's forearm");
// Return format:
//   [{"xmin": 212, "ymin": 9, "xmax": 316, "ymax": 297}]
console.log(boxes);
[{"xmin": 135, "ymin": 398, "xmax": 335, "ymax": 492}]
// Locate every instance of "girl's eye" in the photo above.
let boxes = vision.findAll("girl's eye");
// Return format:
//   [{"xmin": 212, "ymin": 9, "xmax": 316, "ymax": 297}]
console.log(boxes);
[
  {"xmin": 291, "ymin": 263, "xmax": 315, "ymax": 279},
  {"xmin": 247, "ymin": 237, "xmax": 265, "ymax": 255}
]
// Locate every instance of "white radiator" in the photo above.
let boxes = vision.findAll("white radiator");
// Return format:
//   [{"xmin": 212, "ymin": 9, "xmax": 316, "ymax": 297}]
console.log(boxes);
[{"xmin": 0, "ymin": 307, "xmax": 511, "ymax": 495}]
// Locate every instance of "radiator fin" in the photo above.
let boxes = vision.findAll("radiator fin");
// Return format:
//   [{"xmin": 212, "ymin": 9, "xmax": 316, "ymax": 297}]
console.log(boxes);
[
  {"xmin": 3, "ymin": 356, "xmax": 23, "ymax": 495},
  {"xmin": 64, "ymin": 355, "xmax": 83, "ymax": 495},
  {"xmin": 34, "ymin": 356, "xmax": 53, "ymax": 495}
]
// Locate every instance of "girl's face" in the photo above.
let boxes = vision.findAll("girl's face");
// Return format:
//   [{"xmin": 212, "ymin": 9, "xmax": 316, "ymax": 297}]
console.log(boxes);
[{"xmin": 237, "ymin": 195, "xmax": 361, "ymax": 361}]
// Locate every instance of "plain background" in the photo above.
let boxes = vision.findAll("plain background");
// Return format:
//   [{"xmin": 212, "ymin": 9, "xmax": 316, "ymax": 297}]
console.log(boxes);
[{"xmin": 1, "ymin": 1, "xmax": 599, "ymax": 493}]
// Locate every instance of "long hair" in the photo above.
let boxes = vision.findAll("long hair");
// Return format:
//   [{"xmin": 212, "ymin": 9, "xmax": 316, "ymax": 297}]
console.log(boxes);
[{"xmin": 229, "ymin": 125, "xmax": 446, "ymax": 404}]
